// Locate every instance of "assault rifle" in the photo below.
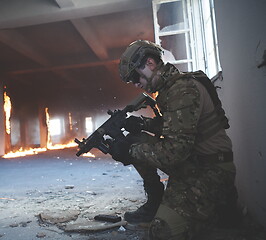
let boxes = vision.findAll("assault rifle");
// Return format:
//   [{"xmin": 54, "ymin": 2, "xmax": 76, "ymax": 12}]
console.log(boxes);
[{"xmin": 74, "ymin": 93, "xmax": 158, "ymax": 157}]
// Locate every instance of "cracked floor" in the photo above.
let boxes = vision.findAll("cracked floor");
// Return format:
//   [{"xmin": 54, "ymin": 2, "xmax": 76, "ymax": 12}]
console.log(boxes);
[
  {"xmin": 0, "ymin": 148, "xmax": 153, "ymax": 240},
  {"xmin": 1, "ymin": 148, "xmax": 265, "ymax": 240}
]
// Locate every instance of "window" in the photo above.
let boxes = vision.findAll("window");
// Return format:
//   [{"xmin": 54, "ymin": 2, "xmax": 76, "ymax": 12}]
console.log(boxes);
[
  {"xmin": 85, "ymin": 117, "xmax": 93, "ymax": 134},
  {"xmin": 152, "ymin": 0, "xmax": 221, "ymax": 78},
  {"xmin": 198, "ymin": 0, "xmax": 221, "ymax": 77},
  {"xmin": 49, "ymin": 119, "xmax": 61, "ymax": 136}
]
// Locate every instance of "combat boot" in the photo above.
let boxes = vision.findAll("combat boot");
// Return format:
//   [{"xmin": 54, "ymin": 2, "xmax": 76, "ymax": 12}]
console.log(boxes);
[{"xmin": 124, "ymin": 181, "xmax": 164, "ymax": 223}]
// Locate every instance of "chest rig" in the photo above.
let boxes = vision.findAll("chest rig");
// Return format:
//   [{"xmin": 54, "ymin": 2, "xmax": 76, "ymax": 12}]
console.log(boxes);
[
  {"xmin": 156, "ymin": 65, "xmax": 229, "ymax": 142},
  {"xmin": 189, "ymin": 70, "xmax": 230, "ymax": 142}
]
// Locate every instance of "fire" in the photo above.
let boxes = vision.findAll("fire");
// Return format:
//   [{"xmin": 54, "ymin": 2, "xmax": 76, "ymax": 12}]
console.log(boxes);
[
  {"xmin": 3, "ymin": 147, "xmax": 47, "ymax": 158},
  {"xmin": 69, "ymin": 112, "xmax": 73, "ymax": 131},
  {"xmin": 2, "ymin": 141, "xmax": 96, "ymax": 159},
  {"xmin": 47, "ymin": 141, "xmax": 77, "ymax": 150},
  {"xmin": 2, "ymin": 107, "xmax": 95, "ymax": 159},
  {"xmin": 45, "ymin": 107, "xmax": 52, "ymax": 148},
  {"xmin": 82, "ymin": 152, "xmax": 96, "ymax": 157},
  {"xmin": 3, "ymin": 92, "xmax": 12, "ymax": 134}
]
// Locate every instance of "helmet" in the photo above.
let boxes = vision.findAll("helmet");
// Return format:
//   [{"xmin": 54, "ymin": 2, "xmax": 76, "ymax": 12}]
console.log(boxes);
[{"xmin": 119, "ymin": 40, "xmax": 163, "ymax": 83}]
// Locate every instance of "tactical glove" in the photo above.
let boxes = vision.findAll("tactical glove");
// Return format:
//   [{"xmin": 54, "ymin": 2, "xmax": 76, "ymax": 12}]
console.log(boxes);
[
  {"xmin": 123, "ymin": 116, "xmax": 144, "ymax": 134},
  {"xmin": 108, "ymin": 139, "xmax": 132, "ymax": 165},
  {"xmin": 143, "ymin": 116, "xmax": 163, "ymax": 135}
]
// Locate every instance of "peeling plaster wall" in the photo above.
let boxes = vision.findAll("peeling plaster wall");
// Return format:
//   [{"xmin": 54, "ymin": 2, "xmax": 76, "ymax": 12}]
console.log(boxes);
[{"xmin": 214, "ymin": 0, "xmax": 266, "ymax": 227}]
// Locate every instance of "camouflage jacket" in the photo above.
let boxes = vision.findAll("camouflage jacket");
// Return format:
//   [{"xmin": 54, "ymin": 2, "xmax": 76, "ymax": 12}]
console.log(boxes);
[{"xmin": 129, "ymin": 64, "xmax": 231, "ymax": 174}]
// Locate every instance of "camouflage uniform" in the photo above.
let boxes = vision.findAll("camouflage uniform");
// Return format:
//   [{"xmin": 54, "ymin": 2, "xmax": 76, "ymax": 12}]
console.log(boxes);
[{"xmin": 129, "ymin": 64, "xmax": 237, "ymax": 239}]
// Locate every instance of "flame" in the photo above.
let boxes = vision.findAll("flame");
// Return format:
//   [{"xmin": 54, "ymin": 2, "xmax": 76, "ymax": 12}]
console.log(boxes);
[
  {"xmin": 47, "ymin": 141, "xmax": 77, "ymax": 150},
  {"xmin": 69, "ymin": 112, "xmax": 73, "ymax": 131},
  {"xmin": 2, "ymin": 107, "xmax": 95, "ymax": 159},
  {"xmin": 3, "ymin": 147, "xmax": 47, "ymax": 158},
  {"xmin": 45, "ymin": 107, "xmax": 52, "ymax": 148},
  {"xmin": 3, "ymin": 92, "xmax": 12, "ymax": 135},
  {"xmin": 2, "ymin": 141, "xmax": 96, "ymax": 159},
  {"xmin": 82, "ymin": 152, "xmax": 96, "ymax": 157}
]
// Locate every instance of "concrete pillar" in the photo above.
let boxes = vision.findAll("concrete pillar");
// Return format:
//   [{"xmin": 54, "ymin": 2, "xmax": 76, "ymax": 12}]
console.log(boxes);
[
  {"xmin": 0, "ymin": 83, "xmax": 12, "ymax": 154},
  {"xmin": 19, "ymin": 116, "xmax": 27, "ymax": 149},
  {"xmin": 38, "ymin": 106, "xmax": 48, "ymax": 148},
  {"xmin": 5, "ymin": 126, "xmax": 11, "ymax": 153},
  {"xmin": 0, "ymin": 82, "xmax": 5, "ymax": 155},
  {"xmin": 63, "ymin": 112, "xmax": 72, "ymax": 143},
  {"xmin": 78, "ymin": 112, "xmax": 86, "ymax": 138}
]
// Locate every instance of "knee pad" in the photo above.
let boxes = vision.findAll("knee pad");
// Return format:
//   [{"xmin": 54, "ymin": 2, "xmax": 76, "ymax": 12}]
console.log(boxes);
[{"xmin": 149, "ymin": 204, "xmax": 188, "ymax": 240}]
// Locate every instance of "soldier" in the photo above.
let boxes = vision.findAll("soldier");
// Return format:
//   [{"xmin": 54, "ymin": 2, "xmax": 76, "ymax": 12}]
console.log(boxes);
[{"xmin": 108, "ymin": 40, "xmax": 238, "ymax": 239}]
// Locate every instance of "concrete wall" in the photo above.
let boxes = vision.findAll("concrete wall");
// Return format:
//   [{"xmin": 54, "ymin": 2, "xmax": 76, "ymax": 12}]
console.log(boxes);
[{"xmin": 214, "ymin": 0, "xmax": 266, "ymax": 227}]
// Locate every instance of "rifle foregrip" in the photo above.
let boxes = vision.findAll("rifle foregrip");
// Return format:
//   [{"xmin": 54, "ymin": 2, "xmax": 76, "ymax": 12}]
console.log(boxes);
[
  {"xmin": 76, "ymin": 144, "xmax": 94, "ymax": 157},
  {"xmin": 74, "ymin": 138, "xmax": 82, "ymax": 145},
  {"xmin": 76, "ymin": 150, "xmax": 83, "ymax": 157},
  {"xmin": 75, "ymin": 138, "xmax": 93, "ymax": 156}
]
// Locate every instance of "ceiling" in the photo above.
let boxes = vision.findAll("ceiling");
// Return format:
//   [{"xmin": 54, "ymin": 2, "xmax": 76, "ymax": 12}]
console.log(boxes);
[{"xmin": 0, "ymin": 0, "xmax": 155, "ymax": 116}]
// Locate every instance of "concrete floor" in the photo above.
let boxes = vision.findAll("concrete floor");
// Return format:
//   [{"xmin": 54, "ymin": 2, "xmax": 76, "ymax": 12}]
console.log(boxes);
[
  {"xmin": 1, "ymin": 148, "xmax": 265, "ymax": 240},
  {"xmin": 0, "ymin": 148, "xmax": 151, "ymax": 240}
]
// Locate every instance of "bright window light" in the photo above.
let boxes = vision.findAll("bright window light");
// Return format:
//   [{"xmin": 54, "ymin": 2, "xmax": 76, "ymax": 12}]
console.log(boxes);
[
  {"xmin": 85, "ymin": 117, "xmax": 93, "ymax": 133},
  {"xmin": 50, "ymin": 119, "xmax": 61, "ymax": 136},
  {"xmin": 152, "ymin": 0, "xmax": 221, "ymax": 78}
]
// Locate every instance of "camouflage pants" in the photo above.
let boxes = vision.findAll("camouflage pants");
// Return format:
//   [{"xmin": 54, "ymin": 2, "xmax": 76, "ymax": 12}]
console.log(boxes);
[
  {"xmin": 149, "ymin": 158, "xmax": 237, "ymax": 240},
  {"xmin": 127, "ymin": 132, "xmax": 163, "ymax": 192},
  {"xmin": 127, "ymin": 133, "xmax": 237, "ymax": 239},
  {"xmin": 133, "ymin": 157, "xmax": 236, "ymax": 239}
]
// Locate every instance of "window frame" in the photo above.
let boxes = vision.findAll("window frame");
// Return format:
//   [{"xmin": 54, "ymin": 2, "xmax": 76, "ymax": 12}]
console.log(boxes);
[{"xmin": 152, "ymin": 0, "xmax": 221, "ymax": 78}]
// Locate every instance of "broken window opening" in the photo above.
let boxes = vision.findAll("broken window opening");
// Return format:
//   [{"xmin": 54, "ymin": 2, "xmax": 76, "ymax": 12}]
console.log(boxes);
[
  {"xmin": 152, "ymin": 0, "xmax": 221, "ymax": 78},
  {"xmin": 49, "ymin": 119, "xmax": 61, "ymax": 136},
  {"xmin": 85, "ymin": 117, "xmax": 93, "ymax": 134}
]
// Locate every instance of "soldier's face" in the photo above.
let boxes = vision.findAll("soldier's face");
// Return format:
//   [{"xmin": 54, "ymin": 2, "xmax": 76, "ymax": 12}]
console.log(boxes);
[
  {"xmin": 134, "ymin": 58, "xmax": 160, "ymax": 93},
  {"xmin": 134, "ymin": 67, "xmax": 152, "ymax": 90}
]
